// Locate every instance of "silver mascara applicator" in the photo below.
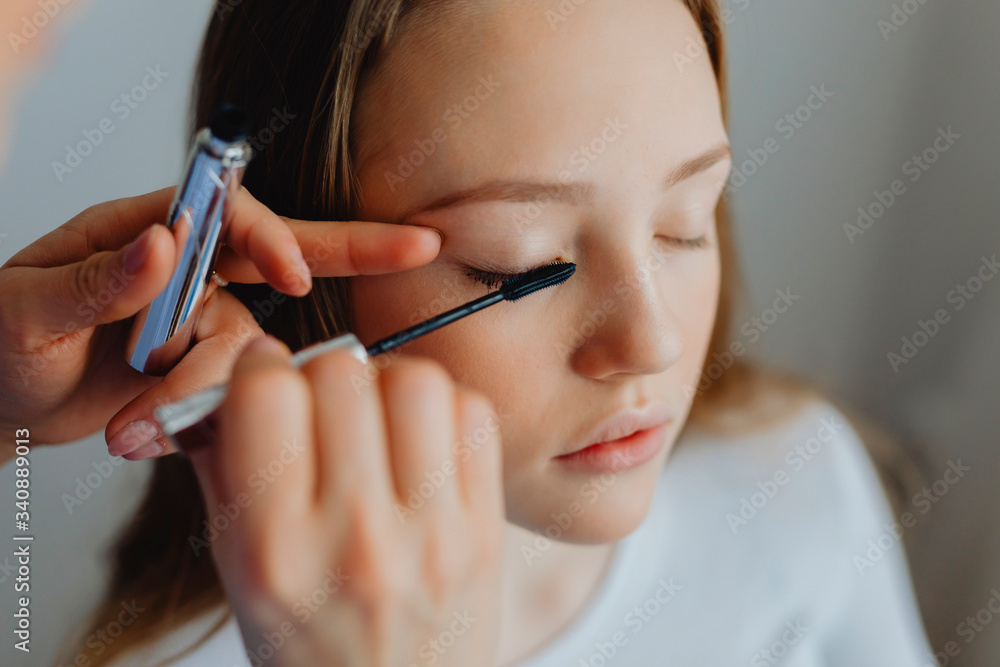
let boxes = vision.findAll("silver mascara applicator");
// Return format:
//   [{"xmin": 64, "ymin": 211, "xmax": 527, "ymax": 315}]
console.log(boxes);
[{"xmin": 124, "ymin": 104, "xmax": 254, "ymax": 375}]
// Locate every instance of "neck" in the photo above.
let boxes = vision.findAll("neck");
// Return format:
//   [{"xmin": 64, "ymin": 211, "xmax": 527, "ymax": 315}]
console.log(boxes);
[{"xmin": 494, "ymin": 521, "xmax": 617, "ymax": 666}]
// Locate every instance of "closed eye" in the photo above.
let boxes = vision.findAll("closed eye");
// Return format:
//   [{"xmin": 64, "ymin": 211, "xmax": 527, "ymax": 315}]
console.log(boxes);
[
  {"xmin": 466, "ymin": 236, "xmax": 709, "ymax": 288},
  {"xmin": 465, "ymin": 267, "xmax": 530, "ymax": 289},
  {"xmin": 658, "ymin": 234, "xmax": 711, "ymax": 250}
]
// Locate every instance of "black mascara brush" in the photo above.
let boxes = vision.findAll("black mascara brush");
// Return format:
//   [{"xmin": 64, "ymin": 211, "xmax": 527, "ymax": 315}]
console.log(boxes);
[
  {"xmin": 153, "ymin": 261, "xmax": 576, "ymax": 444},
  {"xmin": 365, "ymin": 260, "xmax": 576, "ymax": 356}
]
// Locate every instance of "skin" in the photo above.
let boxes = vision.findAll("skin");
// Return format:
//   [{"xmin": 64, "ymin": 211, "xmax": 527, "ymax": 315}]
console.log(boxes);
[
  {"xmin": 3, "ymin": 0, "xmax": 730, "ymax": 663},
  {"xmin": 189, "ymin": 0, "xmax": 729, "ymax": 660},
  {"xmin": 0, "ymin": 185, "xmax": 442, "ymax": 466},
  {"xmin": 345, "ymin": 0, "xmax": 731, "ymax": 660}
]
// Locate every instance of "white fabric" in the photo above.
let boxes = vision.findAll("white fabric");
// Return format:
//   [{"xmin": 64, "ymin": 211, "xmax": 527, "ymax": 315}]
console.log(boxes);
[{"xmin": 108, "ymin": 398, "xmax": 933, "ymax": 666}]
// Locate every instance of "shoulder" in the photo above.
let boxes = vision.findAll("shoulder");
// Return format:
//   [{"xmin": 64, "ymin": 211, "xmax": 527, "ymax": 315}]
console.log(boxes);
[
  {"xmin": 666, "ymin": 386, "xmax": 894, "ymax": 558},
  {"xmin": 104, "ymin": 605, "xmax": 247, "ymax": 667}
]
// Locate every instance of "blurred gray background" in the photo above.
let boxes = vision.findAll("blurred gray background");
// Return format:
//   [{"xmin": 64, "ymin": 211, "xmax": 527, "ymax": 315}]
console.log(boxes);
[{"xmin": 0, "ymin": 0, "xmax": 997, "ymax": 665}]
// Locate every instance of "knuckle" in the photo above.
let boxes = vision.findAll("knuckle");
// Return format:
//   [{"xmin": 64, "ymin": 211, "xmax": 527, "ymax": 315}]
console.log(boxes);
[
  {"xmin": 73, "ymin": 202, "xmax": 107, "ymax": 229},
  {"xmin": 302, "ymin": 347, "xmax": 366, "ymax": 383},
  {"xmin": 227, "ymin": 363, "xmax": 300, "ymax": 410},
  {"xmin": 420, "ymin": 519, "xmax": 466, "ymax": 608},
  {"xmin": 241, "ymin": 530, "xmax": 301, "ymax": 602},
  {"xmin": 338, "ymin": 503, "xmax": 399, "ymax": 609},
  {"xmin": 72, "ymin": 254, "xmax": 106, "ymax": 303}
]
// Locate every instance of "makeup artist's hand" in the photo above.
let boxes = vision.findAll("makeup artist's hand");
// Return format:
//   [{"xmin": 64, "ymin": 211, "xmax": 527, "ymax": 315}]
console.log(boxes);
[
  {"xmin": 184, "ymin": 336, "xmax": 504, "ymax": 667},
  {"xmin": 0, "ymin": 185, "xmax": 442, "ymax": 464}
]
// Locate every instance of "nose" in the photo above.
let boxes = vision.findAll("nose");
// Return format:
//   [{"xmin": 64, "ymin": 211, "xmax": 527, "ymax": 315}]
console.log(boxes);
[{"xmin": 566, "ymin": 252, "xmax": 685, "ymax": 381}]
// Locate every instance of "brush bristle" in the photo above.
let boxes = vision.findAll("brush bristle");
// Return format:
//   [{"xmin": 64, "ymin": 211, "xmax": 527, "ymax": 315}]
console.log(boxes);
[{"xmin": 500, "ymin": 261, "xmax": 576, "ymax": 301}]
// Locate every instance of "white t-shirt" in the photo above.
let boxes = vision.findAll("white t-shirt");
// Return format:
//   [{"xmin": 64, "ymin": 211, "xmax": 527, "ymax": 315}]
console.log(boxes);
[{"xmin": 107, "ymin": 398, "xmax": 933, "ymax": 666}]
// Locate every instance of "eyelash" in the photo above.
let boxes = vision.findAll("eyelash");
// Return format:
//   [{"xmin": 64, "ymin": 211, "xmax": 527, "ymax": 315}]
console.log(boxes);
[{"xmin": 464, "ymin": 235, "xmax": 710, "ymax": 288}]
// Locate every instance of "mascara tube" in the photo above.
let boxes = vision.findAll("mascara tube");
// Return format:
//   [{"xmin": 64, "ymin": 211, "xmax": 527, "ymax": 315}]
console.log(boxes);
[{"xmin": 124, "ymin": 104, "xmax": 254, "ymax": 375}]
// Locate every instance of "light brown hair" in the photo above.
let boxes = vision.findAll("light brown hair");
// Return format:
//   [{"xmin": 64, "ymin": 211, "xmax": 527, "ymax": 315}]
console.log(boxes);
[{"xmin": 62, "ymin": 1, "xmax": 769, "ymax": 664}]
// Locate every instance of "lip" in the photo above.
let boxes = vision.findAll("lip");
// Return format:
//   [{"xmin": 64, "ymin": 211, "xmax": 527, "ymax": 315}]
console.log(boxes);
[{"xmin": 554, "ymin": 402, "xmax": 673, "ymax": 473}]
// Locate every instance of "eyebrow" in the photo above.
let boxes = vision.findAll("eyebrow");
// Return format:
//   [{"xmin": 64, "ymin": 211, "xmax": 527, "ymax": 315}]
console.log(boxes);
[{"xmin": 397, "ymin": 142, "xmax": 732, "ymax": 222}]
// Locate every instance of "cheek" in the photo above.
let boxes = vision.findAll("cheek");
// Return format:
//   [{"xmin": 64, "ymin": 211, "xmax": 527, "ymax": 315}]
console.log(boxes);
[
  {"xmin": 349, "ymin": 270, "xmax": 551, "ymax": 472},
  {"xmin": 348, "ymin": 269, "xmax": 528, "ymax": 402},
  {"xmin": 662, "ymin": 250, "xmax": 722, "ymax": 380}
]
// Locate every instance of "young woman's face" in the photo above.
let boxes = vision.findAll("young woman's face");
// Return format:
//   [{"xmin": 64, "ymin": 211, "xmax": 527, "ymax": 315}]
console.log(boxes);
[{"xmin": 348, "ymin": 0, "xmax": 730, "ymax": 542}]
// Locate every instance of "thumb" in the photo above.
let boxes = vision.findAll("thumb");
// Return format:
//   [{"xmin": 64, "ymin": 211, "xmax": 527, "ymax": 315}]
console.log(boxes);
[{"xmin": 36, "ymin": 223, "xmax": 176, "ymax": 335}]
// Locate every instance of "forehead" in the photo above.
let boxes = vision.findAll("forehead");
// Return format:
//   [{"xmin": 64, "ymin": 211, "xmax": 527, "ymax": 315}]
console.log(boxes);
[{"xmin": 350, "ymin": 0, "xmax": 725, "ymax": 217}]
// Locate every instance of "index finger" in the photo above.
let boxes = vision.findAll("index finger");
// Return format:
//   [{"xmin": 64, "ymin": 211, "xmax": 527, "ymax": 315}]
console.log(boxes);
[{"xmin": 215, "ymin": 186, "xmax": 443, "ymax": 285}]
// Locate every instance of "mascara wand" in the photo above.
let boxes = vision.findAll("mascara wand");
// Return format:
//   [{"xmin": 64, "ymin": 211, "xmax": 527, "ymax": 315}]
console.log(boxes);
[
  {"xmin": 154, "ymin": 261, "xmax": 575, "ymax": 442},
  {"xmin": 365, "ymin": 260, "xmax": 576, "ymax": 357}
]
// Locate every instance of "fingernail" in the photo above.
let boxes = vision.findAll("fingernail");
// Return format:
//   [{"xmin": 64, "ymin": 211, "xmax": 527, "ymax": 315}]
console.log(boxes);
[
  {"xmin": 108, "ymin": 419, "xmax": 159, "ymax": 456},
  {"xmin": 123, "ymin": 226, "xmax": 155, "ymax": 274},
  {"xmin": 122, "ymin": 439, "xmax": 165, "ymax": 461},
  {"xmin": 425, "ymin": 227, "xmax": 444, "ymax": 245},
  {"xmin": 294, "ymin": 251, "xmax": 311, "ymax": 281}
]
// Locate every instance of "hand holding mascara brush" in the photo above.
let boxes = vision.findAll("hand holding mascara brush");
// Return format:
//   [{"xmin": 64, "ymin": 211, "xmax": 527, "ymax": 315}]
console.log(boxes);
[{"xmin": 156, "ymin": 261, "xmax": 576, "ymax": 447}]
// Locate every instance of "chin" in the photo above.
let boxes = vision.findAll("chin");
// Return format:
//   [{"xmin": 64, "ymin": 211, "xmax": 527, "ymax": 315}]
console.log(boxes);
[{"xmin": 513, "ymin": 461, "xmax": 665, "ymax": 545}]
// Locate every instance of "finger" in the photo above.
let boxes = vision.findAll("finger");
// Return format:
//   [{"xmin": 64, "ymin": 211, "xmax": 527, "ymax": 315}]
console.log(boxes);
[
  {"xmin": 286, "ymin": 218, "xmax": 442, "ymax": 277},
  {"xmin": 453, "ymin": 388, "xmax": 504, "ymax": 516},
  {"xmin": 3, "ymin": 187, "xmax": 176, "ymax": 269},
  {"xmin": 221, "ymin": 187, "xmax": 312, "ymax": 295},
  {"xmin": 211, "ymin": 209, "xmax": 443, "ymax": 287},
  {"xmin": 105, "ymin": 287, "xmax": 263, "ymax": 458},
  {"xmin": 299, "ymin": 348, "xmax": 395, "ymax": 512},
  {"xmin": 7, "ymin": 223, "xmax": 176, "ymax": 340},
  {"xmin": 378, "ymin": 358, "xmax": 460, "ymax": 514},
  {"xmin": 213, "ymin": 336, "xmax": 316, "ymax": 523}
]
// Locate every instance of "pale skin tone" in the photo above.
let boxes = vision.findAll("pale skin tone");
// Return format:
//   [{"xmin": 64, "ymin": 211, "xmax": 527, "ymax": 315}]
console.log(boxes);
[
  {"xmin": 348, "ymin": 0, "xmax": 729, "ymax": 660},
  {"xmin": 4, "ymin": 0, "xmax": 729, "ymax": 664},
  {"xmin": 193, "ymin": 0, "xmax": 731, "ymax": 664}
]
